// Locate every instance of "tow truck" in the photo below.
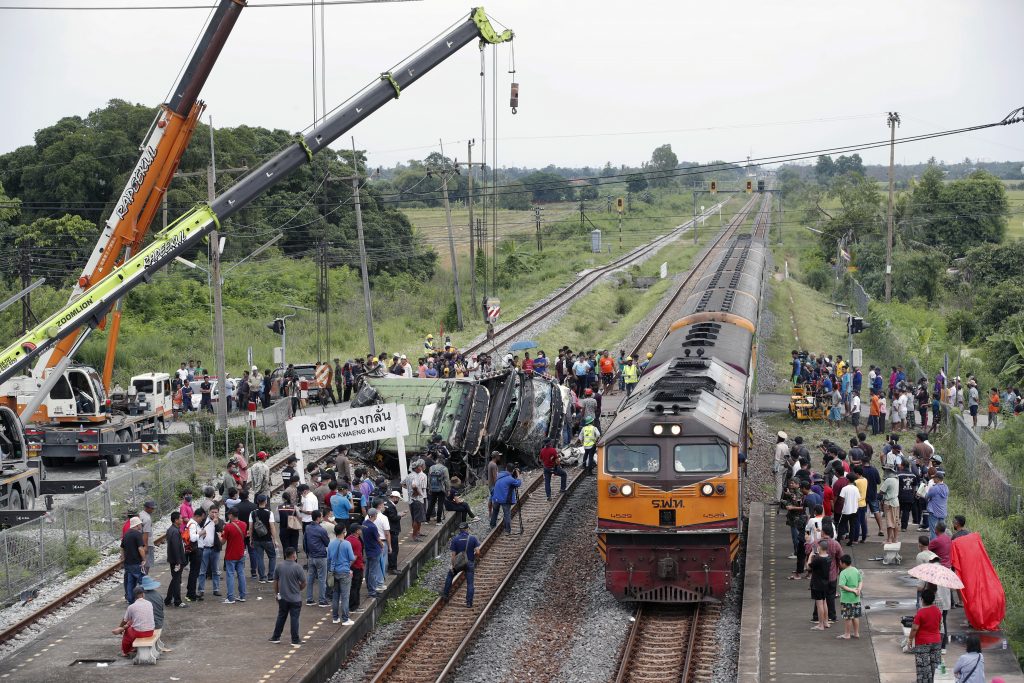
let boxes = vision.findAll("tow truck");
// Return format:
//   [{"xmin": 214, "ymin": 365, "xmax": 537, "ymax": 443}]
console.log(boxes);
[
  {"xmin": 0, "ymin": 406, "xmax": 40, "ymax": 511},
  {"xmin": 0, "ymin": 0, "xmax": 246, "ymax": 468},
  {"xmin": 0, "ymin": 8, "xmax": 515, "ymax": 472}
]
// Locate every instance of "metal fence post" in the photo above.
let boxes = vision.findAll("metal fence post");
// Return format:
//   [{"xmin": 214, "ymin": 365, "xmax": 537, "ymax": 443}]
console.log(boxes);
[
  {"xmin": 2, "ymin": 536, "xmax": 11, "ymax": 600},
  {"xmin": 38, "ymin": 518, "xmax": 44, "ymax": 571},
  {"xmin": 85, "ymin": 491, "xmax": 93, "ymax": 548},
  {"xmin": 62, "ymin": 507, "xmax": 68, "ymax": 549}
]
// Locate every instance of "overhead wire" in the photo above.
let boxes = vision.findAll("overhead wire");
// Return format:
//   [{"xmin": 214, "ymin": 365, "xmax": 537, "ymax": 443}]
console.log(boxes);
[{"xmin": 0, "ymin": 0, "xmax": 420, "ymax": 9}]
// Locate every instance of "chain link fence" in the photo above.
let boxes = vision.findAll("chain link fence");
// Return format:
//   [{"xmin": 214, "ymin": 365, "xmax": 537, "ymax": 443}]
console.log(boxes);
[
  {"xmin": 0, "ymin": 445, "xmax": 202, "ymax": 605},
  {"xmin": 846, "ymin": 273, "xmax": 1022, "ymax": 516}
]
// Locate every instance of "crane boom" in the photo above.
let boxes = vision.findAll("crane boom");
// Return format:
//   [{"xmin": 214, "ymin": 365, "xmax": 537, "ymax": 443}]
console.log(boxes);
[
  {"xmin": 34, "ymin": 0, "xmax": 247, "ymax": 386},
  {"xmin": 0, "ymin": 7, "xmax": 512, "ymax": 387}
]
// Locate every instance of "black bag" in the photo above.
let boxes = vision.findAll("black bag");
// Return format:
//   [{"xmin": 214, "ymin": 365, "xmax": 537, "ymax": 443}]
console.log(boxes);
[
  {"xmin": 429, "ymin": 469, "xmax": 445, "ymax": 493},
  {"xmin": 452, "ymin": 536, "xmax": 469, "ymax": 573},
  {"xmin": 251, "ymin": 510, "xmax": 269, "ymax": 538}
]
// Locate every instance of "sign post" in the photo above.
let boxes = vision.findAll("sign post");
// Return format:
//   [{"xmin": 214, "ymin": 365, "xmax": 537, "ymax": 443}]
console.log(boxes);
[{"xmin": 285, "ymin": 402, "xmax": 410, "ymax": 490}]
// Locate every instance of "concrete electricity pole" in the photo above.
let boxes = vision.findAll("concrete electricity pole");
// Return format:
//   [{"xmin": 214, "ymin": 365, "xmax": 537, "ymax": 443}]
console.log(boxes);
[
  {"xmin": 350, "ymin": 137, "xmax": 376, "ymax": 356},
  {"xmin": 440, "ymin": 168, "xmax": 464, "ymax": 329},
  {"xmin": 208, "ymin": 117, "xmax": 229, "ymax": 430},
  {"xmin": 884, "ymin": 111, "xmax": 900, "ymax": 303}
]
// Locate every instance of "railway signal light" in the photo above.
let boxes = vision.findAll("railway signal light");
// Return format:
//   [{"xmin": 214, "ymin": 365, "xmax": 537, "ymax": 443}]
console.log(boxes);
[
  {"xmin": 709, "ymin": 180, "xmax": 717, "ymax": 194},
  {"xmin": 847, "ymin": 315, "xmax": 869, "ymax": 334},
  {"xmin": 616, "ymin": 197, "xmax": 624, "ymax": 213},
  {"xmin": 267, "ymin": 318, "xmax": 285, "ymax": 335},
  {"xmin": 745, "ymin": 180, "xmax": 753, "ymax": 193},
  {"xmin": 757, "ymin": 179, "xmax": 765, "ymax": 193}
]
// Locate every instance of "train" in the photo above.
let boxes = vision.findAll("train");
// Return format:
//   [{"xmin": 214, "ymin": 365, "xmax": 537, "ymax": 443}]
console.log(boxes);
[{"xmin": 596, "ymin": 233, "xmax": 767, "ymax": 603}]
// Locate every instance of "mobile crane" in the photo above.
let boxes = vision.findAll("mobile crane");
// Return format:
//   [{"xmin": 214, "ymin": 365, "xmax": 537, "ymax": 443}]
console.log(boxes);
[
  {"xmin": 0, "ymin": 8, "xmax": 513, "ymax": 483},
  {"xmin": 0, "ymin": 0, "xmax": 246, "ymax": 469}
]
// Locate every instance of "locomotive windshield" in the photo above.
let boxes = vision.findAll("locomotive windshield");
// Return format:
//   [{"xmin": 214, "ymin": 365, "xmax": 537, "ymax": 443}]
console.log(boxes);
[
  {"xmin": 673, "ymin": 442, "xmax": 729, "ymax": 473},
  {"xmin": 606, "ymin": 443, "xmax": 659, "ymax": 473}
]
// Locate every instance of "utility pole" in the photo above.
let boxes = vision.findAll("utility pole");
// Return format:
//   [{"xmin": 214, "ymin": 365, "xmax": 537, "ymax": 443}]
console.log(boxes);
[
  {"xmin": 440, "ymin": 168, "xmax": 464, "ymax": 329},
  {"xmin": 885, "ymin": 111, "xmax": 900, "ymax": 303},
  {"xmin": 351, "ymin": 137, "xmax": 376, "ymax": 356},
  {"xmin": 207, "ymin": 117, "xmax": 229, "ymax": 431},
  {"xmin": 477, "ymin": 218, "xmax": 486, "ymax": 301},
  {"xmin": 467, "ymin": 140, "xmax": 476, "ymax": 314},
  {"xmin": 19, "ymin": 243, "xmax": 31, "ymax": 334},
  {"xmin": 535, "ymin": 206, "xmax": 543, "ymax": 251}
]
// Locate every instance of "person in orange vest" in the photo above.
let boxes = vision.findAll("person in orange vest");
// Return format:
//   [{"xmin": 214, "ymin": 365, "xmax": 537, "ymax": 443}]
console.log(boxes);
[
  {"xmin": 315, "ymin": 362, "xmax": 337, "ymax": 405},
  {"xmin": 868, "ymin": 391, "xmax": 882, "ymax": 435},
  {"xmin": 988, "ymin": 387, "xmax": 1001, "ymax": 430},
  {"xmin": 599, "ymin": 351, "xmax": 616, "ymax": 393}
]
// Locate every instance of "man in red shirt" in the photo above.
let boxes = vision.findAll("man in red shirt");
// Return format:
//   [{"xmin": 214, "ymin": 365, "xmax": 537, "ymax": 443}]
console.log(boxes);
[
  {"xmin": 599, "ymin": 352, "xmax": 616, "ymax": 393},
  {"xmin": 539, "ymin": 439, "xmax": 567, "ymax": 501},
  {"xmin": 222, "ymin": 508, "xmax": 248, "ymax": 604},
  {"xmin": 830, "ymin": 463, "xmax": 849, "ymax": 531},
  {"xmin": 346, "ymin": 523, "xmax": 365, "ymax": 613}
]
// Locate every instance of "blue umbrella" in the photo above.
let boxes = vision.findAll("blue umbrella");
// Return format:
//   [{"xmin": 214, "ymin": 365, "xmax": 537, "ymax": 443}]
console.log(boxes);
[{"xmin": 509, "ymin": 340, "xmax": 539, "ymax": 352}]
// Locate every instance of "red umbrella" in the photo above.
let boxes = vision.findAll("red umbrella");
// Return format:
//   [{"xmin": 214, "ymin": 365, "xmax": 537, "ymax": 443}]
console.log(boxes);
[{"xmin": 908, "ymin": 563, "xmax": 964, "ymax": 589}]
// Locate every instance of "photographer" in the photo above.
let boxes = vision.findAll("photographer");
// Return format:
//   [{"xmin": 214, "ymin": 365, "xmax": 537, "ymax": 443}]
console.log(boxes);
[{"xmin": 489, "ymin": 464, "xmax": 522, "ymax": 534}]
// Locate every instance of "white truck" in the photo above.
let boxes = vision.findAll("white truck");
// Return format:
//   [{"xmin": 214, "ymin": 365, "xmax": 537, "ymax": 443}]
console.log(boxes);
[
  {"xmin": 0, "ymin": 405, "xmax": 42, "ymax": 511},
  {"xmin": 1, "ymin": 366, "xmax": 169, "ymax": 467}
]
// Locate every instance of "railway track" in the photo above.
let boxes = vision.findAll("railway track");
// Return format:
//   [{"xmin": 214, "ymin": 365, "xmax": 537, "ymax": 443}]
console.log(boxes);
[
  {"xmin": 0, "ymin": 443, "xmax": 331, "ymax": 646},
  {"xmin": 629, "ymin": 193, "xmax": 762, "ymax": 359},
  {"xmin": 464, "ymin": 200, "xmax": 730, "ymax": 356},
  {"xmin": 370, "ymin": 468, "xmax": 585, "ymax": 683},
  {"xmin": 615, "ymin": 602, "xmax": 721, "ymax": 683}
]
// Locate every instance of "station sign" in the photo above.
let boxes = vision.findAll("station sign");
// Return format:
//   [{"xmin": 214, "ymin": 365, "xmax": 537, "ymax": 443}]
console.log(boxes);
[{"xmin": 286, "ymin": 402, "xmax": 408, "ymax": 452}]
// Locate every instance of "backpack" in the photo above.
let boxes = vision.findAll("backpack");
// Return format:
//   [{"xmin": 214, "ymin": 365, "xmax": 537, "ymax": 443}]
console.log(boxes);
[
  {"xmin": 429, "ymin": 469, "xmax": 445, "ymax": 493},
  {"xmin": 181, "ymin": 523, "xmax": 193, "ymax": 553},
  {"xmin": 251, "ymin": 510, "xmax": 269, "ymax": 538}
]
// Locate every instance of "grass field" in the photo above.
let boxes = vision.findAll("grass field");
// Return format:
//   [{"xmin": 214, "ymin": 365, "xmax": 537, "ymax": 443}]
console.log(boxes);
[{"xmin": 1005, "ymin": 189, "xmax": 1024, "ymax": 242}]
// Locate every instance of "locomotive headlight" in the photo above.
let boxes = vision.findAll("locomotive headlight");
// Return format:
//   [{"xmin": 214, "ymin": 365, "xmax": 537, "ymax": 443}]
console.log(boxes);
[
  {"xmin": 652, "ymin": 425, "xmax": 664, "ymax": 435},
  {"xmin": 620, "ymin": 484, "xmax": 633, "ymax": 497},
  {"xmin": 670, "ymin": 424, "xmax": 682, "ymax": 435},
  {"xmin": 700, "ymin": 483, "xmax": 714, "ymax": 496}
]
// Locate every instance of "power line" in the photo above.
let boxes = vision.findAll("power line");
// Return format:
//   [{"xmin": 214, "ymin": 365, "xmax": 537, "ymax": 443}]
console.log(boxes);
[{"xmin": 0, "ymin": 0, "xmax": 420, "ymax": 10}]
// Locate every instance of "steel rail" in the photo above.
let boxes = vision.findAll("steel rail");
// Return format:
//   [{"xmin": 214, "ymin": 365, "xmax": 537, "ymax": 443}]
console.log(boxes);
[
  {"xmin": 0, "ymin": 441, "xmax": 331, "ymax": 645},
  {"xmin": 464, "ymin": 200, "xmax": 731, "ymax": 357}
]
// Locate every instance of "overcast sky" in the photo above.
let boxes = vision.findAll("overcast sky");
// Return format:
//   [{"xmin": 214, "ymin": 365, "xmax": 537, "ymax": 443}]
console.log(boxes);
[{"xmin": 1, "ymin": 0, "xmax": 1022, "ymax": 172}]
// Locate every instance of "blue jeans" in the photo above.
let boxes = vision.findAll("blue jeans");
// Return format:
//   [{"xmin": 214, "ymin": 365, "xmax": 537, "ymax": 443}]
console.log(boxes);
[
  {"xmin": 364, "ymin": 554, "xmax": 384, "ymax": 596},
  {"xmin": 489, "ymin": 502, "xmax": 512, "ymax": 532},
  {"xmin": 442, "ymin": 563, "xmax": 475, "ymax": 606},
  {"xmin": 307, "ymin": 557, "xmax": 327, "ymax": 604},
  {"xmin": 789, "ymin": 522, "xmax": 802, "ymax": 554},
  {"xmin": 544, "ymin": 466, "xmax": 567, "ymax": 498},
  {"xmin": 252, "ymin": 540, "xmax": 277, "ymax": 581},
  {"xmin": 124, "ymin": 563, "xmax": 143, "ymax": 604},
  {"xmin": 331, "ymin": 572, "xmax": 352, "ymax": 621},
  {"xmin": 271, "ymin": 600, "xmax": 302, "ymax": 644},
  {"xmin": 225, "ymin": 559, "xmax": 247, "ymax": 601},
  {"xmin": 855, "ymin": 507, "xmax": 868, "ymax": 542},
  {"xmin": 198, "ymin": 548, "xmax": 220, "ymax": 593},
  {"xmin": 928, "ymin": 514, "xmax": 945, "ymax": 540},
  {"xmin": 626, "ymin": 383, "xmax": 635, "ymax": 396}
]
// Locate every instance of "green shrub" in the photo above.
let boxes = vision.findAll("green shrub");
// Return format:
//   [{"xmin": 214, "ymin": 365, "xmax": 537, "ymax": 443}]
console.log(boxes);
[
  {"xmin": 63, "ymin": 538, "xmax": 100, "ymax": 578},
  {"xmin": 945, "ymin": 309, "xmax": 981, "ymax": 344},
  {"xmin": 803, "ymin": 265, "xmax": 831, "ymax": 292}
]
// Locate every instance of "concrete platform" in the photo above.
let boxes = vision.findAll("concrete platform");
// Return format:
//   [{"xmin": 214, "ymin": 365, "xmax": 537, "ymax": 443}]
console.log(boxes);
[
  {"xmin": 0, "ymin": 496, "xmax": 469, "ymax": 683},
  {"xmin": 740, "ymin": 502, "xmax": 1024, "ymax": 682}
]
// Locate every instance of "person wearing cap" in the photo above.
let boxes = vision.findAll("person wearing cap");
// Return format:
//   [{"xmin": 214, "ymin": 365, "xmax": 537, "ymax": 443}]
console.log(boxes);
[
  {"xmin": 580, "ymin": 388, "xmax": 599, "ymax": 429},
  {"xmin": 249, "ymin": 450, "xmax": 271, "ymax": 500},
  {"xmin": 139, "ymin": 574, "xmax": 165, "ymax": 630},
  {"xmin": 248, "ymin": 493, "xmax": 276, "ymax": 584},
  {"xmin": 879, "ymin": 463, "xmax": 900, "ymax": 543},
  {"xmin": 383, "ymin": 492, "xmax": 406, "ymax": 574},
  {"xmin": 773, "ymin": 432, "xmax": 790, "ymax": 504},
  {"xmin": 441, "ymin": 521, "xmax": 480, "ymax": 608},
  {"xmin": 138, "ymin": 500, "xmax": 156, "ymax": 572},
  {"xmin": 580, "ymin": 416, "xmax": 600, "ymax": 476},
  {"xmin": 120, "ymin": 516, "xmax": 146, "ymax": 604}
]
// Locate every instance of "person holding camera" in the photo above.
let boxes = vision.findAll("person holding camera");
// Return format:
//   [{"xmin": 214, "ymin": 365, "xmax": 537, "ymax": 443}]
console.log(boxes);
[{"xmin": 489, "ymin": 464, "xmax": 522, "ymax": 533}]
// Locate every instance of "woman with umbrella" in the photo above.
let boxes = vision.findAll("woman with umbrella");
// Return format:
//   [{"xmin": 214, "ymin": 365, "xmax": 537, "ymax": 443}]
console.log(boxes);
[{"xmin": 907, "ymin": 561, "xmax": 964, "ymax": 681}]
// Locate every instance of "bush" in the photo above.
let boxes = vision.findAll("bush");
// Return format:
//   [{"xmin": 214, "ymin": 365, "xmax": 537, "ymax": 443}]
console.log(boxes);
[
  {"xmin": 614, "ymin": 292, "xmax": 632, "ymax": 316},
  {"xmin": 803, "ymin": 265, "xmax": 830, "ymax": 292},
  {"xmin": 945, "ymin": 309, "xmax": 981, "ymax": 344},
  {"xmin": 63, "ymin": 537, "xmax": 100, "ymax": 577}
]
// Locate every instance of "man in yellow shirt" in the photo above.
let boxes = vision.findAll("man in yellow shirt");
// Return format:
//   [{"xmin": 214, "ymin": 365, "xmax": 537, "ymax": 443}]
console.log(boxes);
[{"xmin": 852, "ymin": 467, "xmax": 869, "ymax": 546}]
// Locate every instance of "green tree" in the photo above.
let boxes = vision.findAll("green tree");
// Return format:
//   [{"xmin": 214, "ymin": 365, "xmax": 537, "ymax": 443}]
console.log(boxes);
[
  {"xmin": 519, "ymin": 171, "xmax": 573, "ymax": 202},
  {"xmin": 819, "ymin": 172, "xmax": 883, "ymax": 252},
  {"xmin": 815, "ymin": 155, "xmax": 835, "ymax": 184},
  {"xmin": 834, "ymin": 153, "xmax": 865, "ymax": 176},
  {"xmin": 648, "ymin": 144, "xmax": 678, "ymax": 187},
  {"xmin": 906, "ymin": 167, "xmax": 1009, "ymax": 255},
  {"xmin": 626, "ymin": 173, "xmax": 648, "ymax": 193},
  {"xmin": 16, "ymin": 215, "xmax": 99, "ymax": 273},
  {"xmin": 498, "ymin": 181, "xmax": 532, "ymax": 210}
]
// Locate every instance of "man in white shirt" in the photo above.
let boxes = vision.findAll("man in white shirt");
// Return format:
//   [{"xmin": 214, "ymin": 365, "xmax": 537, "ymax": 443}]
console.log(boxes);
[
  {"xmin": 399, "ymin": 355, "xmax": 413, "ymax": 378},
  {"xmin": 176, "ymin": 363, "xmax": 189, "ymax": 382},
  {"xmin": 298, "ymin": 484, "xmax": 318, "ymax": 556},
  {"xmin": 402, "ymin": 460, "xmax": 428, "ymax": 541},
  {"xmin": 838, "ymin": 472, "xmax": 862, "ymax": 545},
  {"xmin": 196, "ymin": 506, "xmax": 222, "ymax": 598},
  {"xmin": 373, "ymin": 500, "xmax": 391, "ymax": 586},
  {"xmin": 850, "ymin": 393, "xmax": 862, "ymax": 429},
  {"xmin": 774, "ymin": 432, "xmax": 791, "ymax": 503}
]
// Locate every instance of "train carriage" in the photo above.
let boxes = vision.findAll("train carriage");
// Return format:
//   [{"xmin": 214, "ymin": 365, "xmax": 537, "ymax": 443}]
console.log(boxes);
[{"xmin": 597, "ymin": 234, "xmax": 767, "ymax": 603}]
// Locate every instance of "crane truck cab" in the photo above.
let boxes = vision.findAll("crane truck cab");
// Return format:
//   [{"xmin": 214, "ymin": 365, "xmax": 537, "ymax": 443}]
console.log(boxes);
[{"xmin": 0, "ymin": 405, "xmax": 41, "ymax": 510}]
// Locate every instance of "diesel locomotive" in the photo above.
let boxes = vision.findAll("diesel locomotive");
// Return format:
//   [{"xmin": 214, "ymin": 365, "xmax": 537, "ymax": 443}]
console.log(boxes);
[{"xmin": 597, "ymin": 233, "xmax": 767, "ymax": 603}]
